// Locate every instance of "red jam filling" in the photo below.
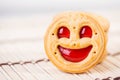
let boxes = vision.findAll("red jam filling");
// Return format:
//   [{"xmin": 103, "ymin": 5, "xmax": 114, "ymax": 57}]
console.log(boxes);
[
  {"xmin": 57, "ymin": 26, "xmax": 70, "ymax": 38},
  {"xmin": 80, "ymin": 26, "xmax": 92, "ymax": 38},
  {"xmin": 58, "ymin": 45, "xmax": 92, "ymax": 62},
  {"xmin": 57, "ymin": 26, "xmax": 93, "ymax": 62}
]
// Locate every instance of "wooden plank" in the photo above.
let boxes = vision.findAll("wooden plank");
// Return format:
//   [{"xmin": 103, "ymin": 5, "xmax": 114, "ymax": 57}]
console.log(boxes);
[
  {"xmin": 0, "ymin": 67, "xmax": 11, "ymax": 80},
  {"xmin": 13, "ymin": 64, "xmax": 37, "ymax": 80},
  {"xmin": 0, "ymin": 55, "xmax": 119, "ymax": 80},
  {"xmin": 1, "ymin": 65, "xmax": 22, "ymax": 80}
]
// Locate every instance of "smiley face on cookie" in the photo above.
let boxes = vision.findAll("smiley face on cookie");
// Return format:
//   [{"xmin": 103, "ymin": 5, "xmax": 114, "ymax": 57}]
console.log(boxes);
[{"xmin": 44, "ymin": 12, "xmax": 109, "ymax": 73}]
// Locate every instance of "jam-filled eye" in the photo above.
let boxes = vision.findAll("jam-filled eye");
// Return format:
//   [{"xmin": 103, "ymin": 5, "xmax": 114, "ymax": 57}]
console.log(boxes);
[
  {"xmin": 57, "ymin": 26, "xmax": 70, "ymax": 38},
  {"xmin": 80, "ymin": 26, "xmax": 92, "ymax": 38}
]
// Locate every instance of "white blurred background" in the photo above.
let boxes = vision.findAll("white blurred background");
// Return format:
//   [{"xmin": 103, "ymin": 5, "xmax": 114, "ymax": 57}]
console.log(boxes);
[
  {"xmin": 0, "ymin": 0, "xmax": 119, "ymax": 14},
  {"xmin": 0, "ymin": 0, "xmax": 120, "ymax": 62}
]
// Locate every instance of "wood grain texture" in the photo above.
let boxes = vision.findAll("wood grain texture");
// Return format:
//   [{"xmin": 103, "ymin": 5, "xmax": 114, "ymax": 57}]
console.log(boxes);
[{"xmin": 0, "ymin": 11, "xmax": 120, "ymax": 80}]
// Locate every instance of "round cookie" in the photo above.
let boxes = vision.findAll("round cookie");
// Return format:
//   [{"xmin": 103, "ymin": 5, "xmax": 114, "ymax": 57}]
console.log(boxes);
[{"xmin": 44, "ymin": 12, "xmax": 109, "ymax": 73}]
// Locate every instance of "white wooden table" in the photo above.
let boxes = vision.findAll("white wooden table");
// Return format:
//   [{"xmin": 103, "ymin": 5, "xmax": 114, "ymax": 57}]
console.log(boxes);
[{"xmin": 0, "ymin": 11, "xmax": 120, "ymax": 80}]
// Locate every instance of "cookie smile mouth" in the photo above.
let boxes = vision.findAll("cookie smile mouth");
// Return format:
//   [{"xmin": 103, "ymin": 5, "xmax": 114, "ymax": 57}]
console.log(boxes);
[{"xmin": 58, "ymin": 45, "xmax": 92, "ymax": 62}]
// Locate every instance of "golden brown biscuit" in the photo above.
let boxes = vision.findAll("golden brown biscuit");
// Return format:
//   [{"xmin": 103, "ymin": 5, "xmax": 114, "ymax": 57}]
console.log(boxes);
[{"xmin": 44, "ymin": 12, "xmax": 109, "ymax": 73}]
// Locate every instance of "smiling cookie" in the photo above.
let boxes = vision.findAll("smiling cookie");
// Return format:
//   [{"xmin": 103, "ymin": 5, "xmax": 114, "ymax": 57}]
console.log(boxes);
[{"xmin": 44, "ymin": 12, "xmax": 109, "ymax": 73}]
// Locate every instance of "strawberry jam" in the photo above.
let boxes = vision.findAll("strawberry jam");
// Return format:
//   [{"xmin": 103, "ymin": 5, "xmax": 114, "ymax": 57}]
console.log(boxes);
[
  {"xmin": 58, "ymin": 45, "xmax": 92, "ymax": 62},
  {"xmin": 57, "ymin": 26, "xmax": 70, "ymax": 38},
  {"xmin": 57, "ymin": 26, "xmax": 92, "ymax": 62},
  {"xmin": 80, "ymin": 26, "xmax": 92, "ymax": 38}
]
